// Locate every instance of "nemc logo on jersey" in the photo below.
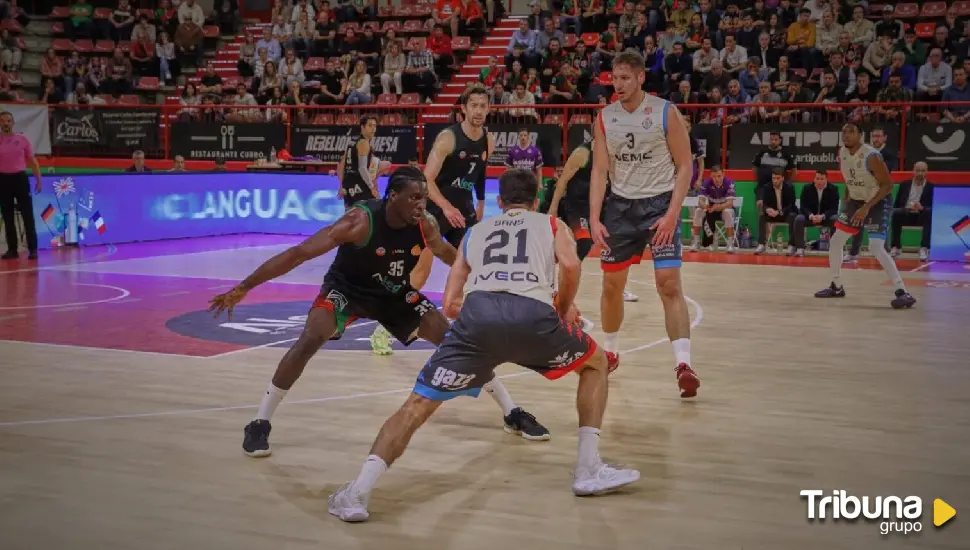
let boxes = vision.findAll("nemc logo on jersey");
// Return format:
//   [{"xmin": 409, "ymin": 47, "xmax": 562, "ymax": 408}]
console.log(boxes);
[
  {"xmin": 475, "ymin": 270, "xmax": 540, "ymax": 283},
  {"xmin": 614, "ymin": 152, "xmax": 651, "ymax": 162}
]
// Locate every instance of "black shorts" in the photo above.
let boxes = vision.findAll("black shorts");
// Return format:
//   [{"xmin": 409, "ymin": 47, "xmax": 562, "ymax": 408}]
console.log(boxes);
[
  {"xmin": 427, "ymin": 203, "xmax": 478, "ymax": 248},
  {"xmin": 600, "ymin": 191, "xmax": 682, "ymax": 271},
  {"xmin": 834, "ymin": 197, "xmax": 892, "ymax": 240},
  {"xmin": 311, "ymin": 283, "xmax": 437, "ymax": 345},
  {"xmin": 565, "ymin": 201, "xmax": 591, "ymax": 241},
  {"xmin": 412, "ymin": 291, "xmax": 597, "ymax": 401}
]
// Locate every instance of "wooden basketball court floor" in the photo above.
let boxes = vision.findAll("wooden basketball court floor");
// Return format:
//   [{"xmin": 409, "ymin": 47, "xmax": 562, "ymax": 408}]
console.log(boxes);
[{"xmin": 1, "ymin": 235, "xmax": 968, "ymax": 550}]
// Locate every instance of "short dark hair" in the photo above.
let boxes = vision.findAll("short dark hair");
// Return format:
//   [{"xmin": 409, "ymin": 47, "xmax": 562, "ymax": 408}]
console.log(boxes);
[
  {"xmin": 518, "ymin": 127, "xmax": 529, "ymax": 134},
  {"xmin": 612, "ymin": 51, "xmax": 645, "ymax": 72},
  {"xmin": 800, "ymin": 8, "xmax": 811, "ymax": 14},
  {"xmin": 498, "ymin": 168, "xmax": 539, "ymax": 207},
  {"xmin": 461, "ymin": 84, "xmax": 490, "ymax": 105},
  {"xmin": 815, "ymin": 169, "xmax": 827, "ymax": 176},
  {"xmin": 384, "ymin": 166, "xmax": 426, "ymax": 198},
  {"xmin": 359, "ymin": 114, "xmax": 377, "ymax": 128},
  {"xmin": 710, "ymin": 164, "xmax": 723, "ymax": 172}
]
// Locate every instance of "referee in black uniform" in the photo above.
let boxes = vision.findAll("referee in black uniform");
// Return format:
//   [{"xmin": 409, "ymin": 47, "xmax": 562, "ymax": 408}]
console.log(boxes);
[{"xmin": 0, "ymin": 110, "xmax": 43, "ymax": 260}]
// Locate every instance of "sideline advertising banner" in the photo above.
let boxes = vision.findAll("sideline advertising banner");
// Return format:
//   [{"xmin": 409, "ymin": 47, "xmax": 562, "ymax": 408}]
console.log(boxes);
[
  {"xmin": 170, "ymin": 123, "xmax": 287, "ymax": 160},
  {"xmin": 423, "ymin": 123, "xmax": 563, "ymax": 167},
  {"xmin": 904, "ymin": 124, "xmax": 970, "ymax": 171},
  {"xmin": 289, "ymin": 125, "xmax": 417, "ymax": 163},
  {"xmin": 1, "ymin": 103, "xmax": 52, "ymax": 155},
  {"xmin": 26, "ymin": 173, "xmax": 507, "ymax": 250},
  {"xmin": 51, "ymin": 107, "xmax": 159, "ymax": 150},
  {"xmin": 930, "ymin": 186, "xmax": 970, "ymax": 263},
  {"xmin": 728, "ymin": 123, "xmax": 900, "ymax": 170}
]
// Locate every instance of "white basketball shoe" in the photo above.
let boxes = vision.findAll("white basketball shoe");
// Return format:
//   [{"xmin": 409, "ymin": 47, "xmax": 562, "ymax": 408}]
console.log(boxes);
[
  {"xmin": 328, "ymin": 483, "xmax": 370, "ymax": 522},
  {"xmin": 572, "ymin": 463, "xmax": 640, "ymax": 496}
]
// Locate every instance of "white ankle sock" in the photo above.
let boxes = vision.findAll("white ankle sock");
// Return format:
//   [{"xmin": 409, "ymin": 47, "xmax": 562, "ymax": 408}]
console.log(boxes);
[
  {"xmin": 671, "ymin": 338, "xmax": 691, "ymax": 367},
  {"xmin": 483, "ymin": 380, "xmax": 516, "ymax": 416},
  {"xmin": 353, "ymin": 455, "xmax": 387, "ymax": 495},
  {"xmin": 828, "ymin": 230, "xmax": 851, "ymax": 286},
  {"xmin": 869, "ymin": 237, "xmax": 906, "ymax": 291},
  {"xmin": 255, "ymin": 383, "xmax": 287, "ymax": 421},
  {"xmin": 577, "ymin": 426, "xmax": 601, "ymax": 470},
  {"xmin": 602, "ymin": 332, "xmax": 619, "ymax": 353}
]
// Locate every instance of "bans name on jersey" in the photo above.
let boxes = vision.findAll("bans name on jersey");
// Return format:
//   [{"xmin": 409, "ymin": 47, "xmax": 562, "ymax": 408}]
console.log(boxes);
[{"xmin": 303, "ymin": 134, "xmax": 401, "ymax": 154}]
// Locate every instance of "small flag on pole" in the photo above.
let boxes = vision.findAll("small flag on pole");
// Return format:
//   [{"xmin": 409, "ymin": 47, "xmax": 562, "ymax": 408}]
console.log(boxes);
[
  {"xmin": 952, "ymin": 215, "xmax": 970, "ymax": 236},
  {"xmin": 91, "ymin": 211, "xmax": 106, "ymax": 235},
  {"xmin": 41, "ymin": 204, "xmax": 55, "ymax": 223}
]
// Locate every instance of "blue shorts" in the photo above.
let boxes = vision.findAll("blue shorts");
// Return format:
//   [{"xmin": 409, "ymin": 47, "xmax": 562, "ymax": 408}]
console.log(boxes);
[
  {"xmin": 413, "ymin": 291, "xmax": 597, "ymax": 401},
  {"xmin": 600, "ymin": 191, "xmax": 682, "ymax": 271}
]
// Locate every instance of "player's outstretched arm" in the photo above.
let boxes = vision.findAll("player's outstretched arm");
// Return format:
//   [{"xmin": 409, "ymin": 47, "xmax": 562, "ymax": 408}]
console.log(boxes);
[
  {"xmin": 589, "ymin": 114, "xmax": 611, "ymax": 249},
  {"xmin": 424, "ymin": 130, "xmax": 458, "ymax": 213},
  {"xmin": 474, "ymin": 133, "xmax": 496, "ymax": 221},
  {"xmin": 553, "ymin": 217, "xmax": 581, "ymax": 319},
  {"xmin": 421, "ymin": 212, "xmax": 458, "ymax": 266},
  {"xmin": 549, "ymin": 145, "xmax": 589, "ymax": 218},
  {"xmin": 442, "ymin": 238, "xmax": 471, "ymax": 319}
]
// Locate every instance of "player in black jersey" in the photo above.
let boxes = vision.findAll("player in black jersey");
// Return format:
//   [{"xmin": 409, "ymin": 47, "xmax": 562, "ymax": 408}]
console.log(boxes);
[
  {"xmin": 337, "ymin": 115, "xmax": 379, "ymax": 208},
  {"xmin": 548, "ymin": 141, "xmax": 595, "ymax": 261},
  {"xmin": 209, "ymin": 167, "xmax": 550, "ymax": 458}
]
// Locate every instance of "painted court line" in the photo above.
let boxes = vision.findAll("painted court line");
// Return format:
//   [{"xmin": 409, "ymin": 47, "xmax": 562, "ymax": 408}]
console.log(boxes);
[
  {"xmin": 0, "ymin": 244, "xmax": 119, "ymax": 275},
  {"xmin": 0, "ymin": 283, "xmax": 131, "ymax": 311},
  {"xmin": 909, "ymin": 261, "xmax": 936, "ymax": 272},
  {"xmin": 0, "ymin": 339, "xmax": 205, "ymax": 360},
  {"xmin": 0, "ymin": 291, "xmax": 704, "ymax": 428}
]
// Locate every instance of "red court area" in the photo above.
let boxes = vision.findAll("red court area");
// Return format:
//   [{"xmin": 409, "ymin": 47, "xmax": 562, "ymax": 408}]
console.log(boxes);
[{"xmin": 0, "ymin": 235, "xmax": 941, "ymax": 357}]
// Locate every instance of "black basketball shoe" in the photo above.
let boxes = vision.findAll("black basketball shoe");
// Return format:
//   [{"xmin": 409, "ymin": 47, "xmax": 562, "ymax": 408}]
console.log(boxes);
[
  {"xmin": 814, "ymin": 282, "xmax": 846, "ymax": 298},
  {"xmin": 243, "ymin": 419, "xmax": 272, "ymax": 457},
  {"xmin": 891, "ymin": 289, "xmax": 917, "ymax": 309},
  {"xmin": 504, "ymin": 408, "xmax": 551, "ymax": 441}
]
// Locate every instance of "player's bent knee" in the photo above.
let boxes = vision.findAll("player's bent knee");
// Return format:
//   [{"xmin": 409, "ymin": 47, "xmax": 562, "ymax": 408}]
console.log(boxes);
[
  {"xmin": 417, "ymin": 311, "xmax": 449, "ymax": 345},
  {"xmin": 654, "ymin": 270, "xmax": 683, "ymax": 298},
  {"xmin": 401, "ymin": 392, "xmax": 443, "ymax": 423},
  {"xmin": 575, "ymin": 347, "xmax": 608, "ymax": 375},
  {"xmin": 602, "ymin": 270, "xmax": 627, "ymax": 295}
]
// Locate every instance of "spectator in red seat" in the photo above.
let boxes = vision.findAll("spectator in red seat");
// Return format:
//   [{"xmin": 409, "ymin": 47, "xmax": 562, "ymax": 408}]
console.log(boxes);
[
  {"xmin": 345, "ymin": 58, "xmax": 372, "ymax": 104},
  {"xmin": 85, "ymin": 56, "xmax": 107, "ymax": 93},
  {"xmin": 106, "ymin": 47, "xmax": 134, "ymax": 95},
  {"xmin": 434, "ymin": 0, "xmax": 460, "ymax": 36},
  {"xmin": 175, "ymin": 0, "xmax": 205, "ymax": 66},
  {"xmin": 503, "ymin": 58, "xmax": 524, "ymax": 87},
  {"xmin": 590, "ymin": 21, "xmax": 621, "ymax": 76},
  {"xmin": 0, "ymin": 29, "xmax": 21, "ymax": 73},
  {"xmin": 785, "ymin": 8, "xmax": 817, "ymax": 74},
  {"xmin": 199, "ymin": 62, "xmax": 223, "ymax": 96},
  {"xmin": 272, "ymin": 13, "xmax": 293, "ymax": 50},
  {"xmin": 107, "ymin": 0, "xmax": 136, "ymax": 42},
  {"xmin": 917, "ymin": 48, "xmax": 952, "ymax": 102},
  {"xmin": 507, "ymin": 81, "xmax": 538, "ymax": 121},
  {"xmin": 130, "ymin": 20, "xmax": 157, "ymax": 78},
  {"xmin": 874, "ymin": 5, "xmax": 902, "ymax": 41},
  {"xmin": 381, "ymin": 28, "xmax": 401, "ymax": 53},
  {"xmin": 238, "ymin": 34, "xmax": 257, "ymax": 78},
  {"xmin": 428, "ymin": 25, "xmax": 455, "ymax": 80},
  {"xmin": 156, "ymin": 0, "xmax": 178, "ymax": 36},
  {"xmin": 279, "ymin": 47, "xmax": 305, "ymax": 86},
  {"xmin": 544, "ymin": 60, "xmax": 578, "ymax": 104},
  {"xmin": 39, "ymin": 73, "xmax": 64, "ymax": 103},
  {"xmin": 505, "ymin": 19, "xmax": 538, "ymax": 70},
  {"xmin": 478, "ymin": 55, "xmax": 503, "ymax": 86},
  {"xmin": 456, "ymin": 0, "xmax": 484, "ymax": 38},
  {"xmin": 404, "ymin": 39, "xmax": 436, "ymax": 102},
  {"xmin": 249, "ymin": 47, "xmax": 271, "ymax": 92},
  {"xmin": 67, "ymin": 82, "xmax": 104, "ymax": 104},
  {"xmin": 199, "ymin": 94, "xmax": 225, "ymax": 122},
  {"xmin": 943, "ymin": 67, "xmax": 970, "ymax": 124},
  {"xmin": 67, "ymin": 0, "xmax": 95, "ymax": 40},
  {"xmin": 843, "ymin": 4, "xmax": 873, "ymax": 50},
  {"xmin": 892, "ymin": 27, "xmax": 926, "ymax": 68},
  {"xmin": 257, "ymin": 27, "xmax": 282, "ymax": 63},
  {"xmin": 291, "ymin": 10, "xmax": 314, "ymax": 58},
  {"xmin": 40, "ymin": 48, "xmax": 64, "ymax": 93},
  {"xmin": 381, "ymin": 41, "xmax": 406, "ymax": 96},
  {"xmin": 312, "ymin": 57, "xmax": 346, "ymax": 104},
  {"xmin": 158, "ymin": 30, "xmax": 186, "ymax": 76},
  {"xmin": 257, "ymin": 61, "xmax": 283, "ymax": 102},
  {"xmin": 357, "ymin": 27, "xmax": 381, "ymax": 72},
  {"xmin": 178, "ymin": 82, "xmax": 200, "ymax": 121},
  {"xmin": 228, "ymin": 81, "xmax": 259, "ymax": 122},
  {"xmin": 265, "ymin": 86, "xmax": 286, "ymax": 122},
  {"xmin": 312, "ymin": 9, "xmax": 338, "ymax": 57},
  {"xmin": 291, "ymin": 0, "xmax": 315, "ymax": 24},
  {"xmin": 213, "ymin": 0, "xmax": 238, "ymax": 36},
  {"xmin": 540, "ymin": 37, "xmax": 566, "ymax": 88},
  {"xmin": 339, "ymin": 27, "xmax": 361, "ymax": 60}
]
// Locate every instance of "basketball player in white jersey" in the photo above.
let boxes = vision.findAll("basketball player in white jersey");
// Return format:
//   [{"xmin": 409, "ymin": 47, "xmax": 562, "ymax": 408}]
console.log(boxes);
[
  {"xmin": 589, "ymin": 51, "xmax": 701, "ymax": 398},
  {"xmin": 814, "ymin": 123, "xmax": 917, "ymax": 309},
  {"xmin": 328, "ymin": 169, "xmax": 637, "ymax": 523}
]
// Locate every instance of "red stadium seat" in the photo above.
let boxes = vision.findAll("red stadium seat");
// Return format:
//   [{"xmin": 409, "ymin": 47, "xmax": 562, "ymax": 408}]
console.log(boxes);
[
  {"xmin": 50, "ymin": 6, "xmax": 70, "ymax": 18},
  {"xmin": 117, "ymin": 94, "xmax": 141, "ymax": 104},
  {"xmin": 381, "ymin": 20, "xmax": 401, "ymax": 33},
  {"xmin": 93, "ymin": 7, "xmax": 111, "ymax": 19},
  {"xmin": 563, "ymin": 34, "xmax": 578, "ymax": 49},
  {"xmin": 335, "ymin": 113, "xmax": 356, "ymax": 125},
  {"xmin": 954, "ymin": 1, "xmax": 970, "ymax": 17},
  {"xmin": 52, "ymin": 38, "xmax": 73, "ymax": 52},
  {"xmin": 452, "ymin": 36, "xmax": 471, "ymax": 50},
  {"xmin": 401, "ymin": 19, "xmax": 422, "ymax": 33},
  {"xmin": 9, "ymin": 89, "xmax": 23, "ymax": 101},
  {"xmin": 136, "ymin": 8, "xmax": 154, "ymax": 19},
  {"xmin": 894, "ymin": 3, "xmax": 919, "ymax": 18},
  {"xmin": 377, "ymin": 93, "xmax": 398, "ymax": 105},
  {"xmin": 378, "ymin": 6, "xmax": 393, "ymax": 17},
  {"xmin": 807, "ymin": 67, "xmax": 823, "ymax": 84},
  {"xmin": 543, "ymin": 114, "xmax": 563, "ymax": 124},
  {"xmin": 339, "ymin": 22, "xmax": 360, "ymax": 34},
  {"xmin": 398, "ymin": 93, "xmax": 420, "ymax": 105},
  {"xmin": 380, "ymin": 113, "xmax": 404, "ymax": 125},
  {"xmin": 919, "ymin": 2, "xmax": 947, "ymax": 18},
  {"xmin": 914, "ymin": 22, "xmax": 935, "ymax": 38},
  {"xmin": 73, "ymin": 39, "xmax": 94, "ymax": 53},
  {"xmin": 569, "ymin": 114, "xmax": 591, "ymax": 126},
  {"xmin": 868, "ymin": 4, "xmax": 885, "ymax": 16},
  {"xmin": 581, "ymin": 33, "xmax": 599, "ymax": 47},
  {"xmin": 95, "ymin": 39, "xmax": 115, "ymax": 53},
  {"xmin": 393, "ymin": 6, "xmax": 414, "ymax": 17},
  {"xmin": 312, "ymin": 113, "xmax": 335, "ymax": 124},
  {"xmin": 117, "ymin": 40, "xmax": 131, "ymax": 53},
  {"xmin": 137, "ymin": 77, "xmax": 160, "ymax": 91},
  {"xmin": 413, "ymin": 5, "xmax": 433, "ymax": 17},
  {"xmin": 6, "ymin": 72, "xmax": 21, "ymax": 86},
  {"xmin": 304, "ymin": 57, "xmax": 326, "ymax": 71},
  {"xmin": 0, "ymin": 18, "xmax": 23, "ymax": 32},
  {"xmin": 95, "ymin": 94, "xmax": 116, "ymax": 104},
  {"xmin": 361, "ymin": 21, "xmax": 381, "ymax": 33},
  {"xmin": 203, "ymin": 25, "xmax": 220, "ymax": 38},
  {"xmin": 14, "ymin": 36, "xmax": 26, "ymax": 50},
  {"xmin": 51, "ymin": 21, "xmax": 65, "ymax": 34},
  {"xmin": 596, "ymin": 71, "xmax": 613, "ymax": 86}
]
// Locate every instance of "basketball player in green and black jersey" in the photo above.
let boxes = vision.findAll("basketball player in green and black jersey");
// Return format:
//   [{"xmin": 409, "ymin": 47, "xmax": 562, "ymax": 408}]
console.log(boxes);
[
  {"xmin": 337, "ymin": 115, "xmax": 379, "ymax": 208},
  {"xmin": 369, "ymin": 84, "xmax": 496, "ymax": 355},
  {"xmin": 209, "ymin": 167, "xmax": 550, "ymax": 458}
]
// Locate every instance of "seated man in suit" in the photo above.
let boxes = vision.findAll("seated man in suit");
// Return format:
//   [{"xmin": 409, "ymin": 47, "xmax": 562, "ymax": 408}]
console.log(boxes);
[
  {"xmin": 689, "ymin": 164, "xmax": 736, "ymax": 253},
  {"xmin": 756, "ymin": 168, "xmax": 799, "ymax": 255},
  {"xmin": 793, "ymin": 169, "xmax": 840, "ymax": 254},
  {"xmin": 891, "ymin": 161, "xmax": 934, "ymax": 261}
]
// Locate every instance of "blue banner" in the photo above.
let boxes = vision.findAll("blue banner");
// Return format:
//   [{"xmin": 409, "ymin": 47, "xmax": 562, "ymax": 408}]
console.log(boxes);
[
  {"xmin": 29, "ymin": 173, "xmax": 507, "ymax": 250},
  {"xmin": 930, "ymin": 187, "xmax": 970, "ymax": 263}
]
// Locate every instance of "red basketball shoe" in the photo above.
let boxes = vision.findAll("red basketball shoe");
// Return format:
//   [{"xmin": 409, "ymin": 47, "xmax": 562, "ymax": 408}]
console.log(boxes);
[{"xmin": 675, "ymin": 363, "xmax": 700, "ymax": 398}]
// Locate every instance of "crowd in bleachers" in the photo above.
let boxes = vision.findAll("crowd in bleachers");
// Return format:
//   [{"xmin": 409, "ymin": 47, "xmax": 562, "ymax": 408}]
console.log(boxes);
[{"xmin": 477, "ymin": 0, "xmax": 970, "ymax": 124}]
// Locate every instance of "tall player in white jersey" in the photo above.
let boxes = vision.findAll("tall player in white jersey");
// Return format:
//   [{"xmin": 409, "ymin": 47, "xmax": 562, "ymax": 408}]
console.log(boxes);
[
  {"xmin": 328, "ymin": 169, "xmax": 638, "ymax": 523},
  {"xmin": 589, "ymin": 51, "xmax": 701, "ymax": 398},
  {"xmin": 814, "ymin": 123, "xmax": 917, "ymax": 309}
]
